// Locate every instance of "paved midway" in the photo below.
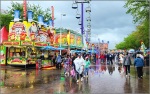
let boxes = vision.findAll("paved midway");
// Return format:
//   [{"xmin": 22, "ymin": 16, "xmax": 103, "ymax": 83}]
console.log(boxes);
[{"xmin": 0, "ymin": 61, "xmax": 149, "ymax": 94}]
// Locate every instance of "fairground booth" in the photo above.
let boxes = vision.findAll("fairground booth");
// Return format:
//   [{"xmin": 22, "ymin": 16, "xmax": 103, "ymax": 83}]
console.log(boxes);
[
  {"xmin": 54, "ymin": 28, "xmax": 83, "ymax": 55},
  {"xmin": 2, "ymin": 10, "xmax": 55, "ymax": 67}
]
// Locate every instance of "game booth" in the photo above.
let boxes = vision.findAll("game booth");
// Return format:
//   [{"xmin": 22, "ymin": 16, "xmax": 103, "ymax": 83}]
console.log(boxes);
[
  {"xmin": 2, "ymin": 20, "xmax": 37, "ymax": 66},
  {"xmin": 54, "ymin": 28, "xmax": 83, "ymax": 55},
  {"xmin": 2, "ymin": 10, "xmax": 55, "ymax": 67}
]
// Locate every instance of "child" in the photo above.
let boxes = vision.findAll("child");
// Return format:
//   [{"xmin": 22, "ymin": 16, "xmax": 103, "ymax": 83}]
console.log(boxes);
[
  {"xmin": 64, "ymin": 55, "xmax": 71, "ymax": 76},
  {"xmin": 84, "ymin": 56, "xmax": 91, "ymax": 77}
]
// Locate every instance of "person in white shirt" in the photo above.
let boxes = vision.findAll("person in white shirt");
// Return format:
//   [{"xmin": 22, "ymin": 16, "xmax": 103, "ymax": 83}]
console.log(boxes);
[{"xmin": 74, "ymin": 53, "xmax": 85, "ymax": 83}]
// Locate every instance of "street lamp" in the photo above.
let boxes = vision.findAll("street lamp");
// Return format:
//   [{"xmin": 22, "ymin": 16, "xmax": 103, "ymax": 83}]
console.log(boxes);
[{"xmin": 60, "ymin": 13, "xmax": 66, "ymax": 55}]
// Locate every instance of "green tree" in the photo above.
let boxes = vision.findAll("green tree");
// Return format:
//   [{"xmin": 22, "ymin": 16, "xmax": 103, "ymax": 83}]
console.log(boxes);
[
  {"xmin": 7, "ymin": 2, "xmax": 51, "ymax": 21},
  {"xmin": 116, "ymin": 0, "xmax": 149, "ymax": 50},
  {"xmin": 115, "ymin": 42, "xmax": 126, "ymax": 50},
  {"xmin": 124, "ymin": 0, "xmax": 149, "ymax": 23},
  {"xmin": 0, "ymin": 13, "xmax": 13, "ymax": 30},
  {"xmin": 116, "ymin": 22, "xmax": 149, "ymax": 50}
]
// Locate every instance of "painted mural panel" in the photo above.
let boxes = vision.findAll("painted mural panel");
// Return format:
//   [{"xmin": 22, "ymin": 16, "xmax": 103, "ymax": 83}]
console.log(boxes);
[
  {"xmin": 70, "ymin": 33, "xmax": 76, "ymax": 46},
  {"xmin": 55, "ymin": 33, "xmax": 68, "ymax": 46},
  {"xmin": 76, "ymin": 36, "xmax": 82, "ymax": 47},
  {"xmin": 0, "ymin": 46, "xmax": 6, "ymax": 65}
]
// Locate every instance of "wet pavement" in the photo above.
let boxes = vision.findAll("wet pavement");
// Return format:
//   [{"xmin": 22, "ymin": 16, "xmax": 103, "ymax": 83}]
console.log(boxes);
[{"xmin": 0, "ymin": 60, "xmax": 149, "ymax": 94}]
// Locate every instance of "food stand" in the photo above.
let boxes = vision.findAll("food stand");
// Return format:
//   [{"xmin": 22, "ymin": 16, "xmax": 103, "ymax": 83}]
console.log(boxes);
[
  {"xmin": 34, "ymin": 22, "xmax": 54, "ymax": 68},
  {"xmin": 3, "ymin": 21, "xmax": 37, "ymax": 66}
]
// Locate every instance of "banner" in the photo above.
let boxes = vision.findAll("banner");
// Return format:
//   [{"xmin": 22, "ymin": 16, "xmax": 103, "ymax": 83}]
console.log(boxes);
[
  {"xmin": 38, "ymin": 15, "xmax": 44, "ymax": 25},
  {"xmin": 51, "ymin": 6, "xmax": 54, "ymax": 27},
  {"xmin": 23, "ymin": 0, "xmax": 27, "ymax": 19},
  {"xmin": 27, "ymin": 11, "xmax": 33, "ymax": 22},
  {"xmin": 14, "ymin": 10, "xmax": 20, "ymax": 21}
]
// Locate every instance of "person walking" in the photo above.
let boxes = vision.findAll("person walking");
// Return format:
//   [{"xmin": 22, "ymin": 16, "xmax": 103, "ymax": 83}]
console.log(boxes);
[
  {"xmin": 100, "ymin": 53, "xmax": 105, "ymax": 64},
  {"xmin": 72, "ymin": 53, "xmax": 77, "ymax": 72},
  {"xmin": 74, "ymin": 53, "xmax": 85, "ymax": 83},
  {"xmin": 123, "ymin": 52, "xmax": 132, "ymax": 77},
  {"xmin": 84, "ymin": 56, "xmax": 91, "ymax": 77},
  {"xmin": 106, "ymin": 53, "xmax": 110, "ymax": 64},
  {"xmin": 109, "ymin": 53, "xmax": 113, "ymax": 65},
  {"xmin": 119, "ymin": 53, "xmax": 124, "ymax": 66},
  {"xmin": 64, "ymin": 55, "xmax": 71, "ymax": 75},
  {"xmin": 134, "ymin": 54, "xmax": 145, "ymax": 79},
  {"xmin": 56, "ymin": 54, "xmax": 62, "ymax": 69}
]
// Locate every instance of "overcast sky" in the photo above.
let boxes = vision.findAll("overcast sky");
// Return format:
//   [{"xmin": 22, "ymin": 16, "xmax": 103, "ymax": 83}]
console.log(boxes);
[{"xmin": 1, "ymin": 1, "xmax": 136, "ymax": 49}]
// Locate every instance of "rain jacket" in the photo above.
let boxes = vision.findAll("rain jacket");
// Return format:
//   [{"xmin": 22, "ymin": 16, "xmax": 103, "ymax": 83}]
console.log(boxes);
[
  {"xmin": 74, "ymin": 56, "xmax": 85, "ymax": 74},
  {"xmin": 134, "ymin": 57, "xmax": 144, "ymax": 67},
  {"xmin": 123, "ymin": 55, "xmax": 131, "ymax": 65}
]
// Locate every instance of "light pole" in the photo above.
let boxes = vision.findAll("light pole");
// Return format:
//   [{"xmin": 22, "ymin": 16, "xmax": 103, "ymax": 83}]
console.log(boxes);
[{"xmin": 60, "ymin": 14, "xmax": 66, "ymax": 55}]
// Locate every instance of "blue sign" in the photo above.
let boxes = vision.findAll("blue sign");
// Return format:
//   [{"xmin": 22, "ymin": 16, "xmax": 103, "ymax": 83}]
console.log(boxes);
[
  {"xmin": 48, "ymin": 19, "xmax": 52, "ymax": 26},
  {"xmin": 27, "ymin": 11, "xmax": 33, "ymax": 22},
  {"xmin": 14, "ymin": 10, "xmax": 20, "ymax": 21},
  {"xmin": 38, "ymin": 15, "xmax": 44, "ymax": 25}
]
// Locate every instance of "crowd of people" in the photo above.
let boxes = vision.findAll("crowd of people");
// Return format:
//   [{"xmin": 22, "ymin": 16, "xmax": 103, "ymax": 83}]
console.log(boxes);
[
  {"xmin": 99, "ymin": 52, "xmax": 146, "ymax": 79},
  {"xmin": 54, "ymin": 53, "xmax": 91, "ymax": 83},
  {"xmin": 51, "ymin": 50, "xmax": 148, "ymax": 83}
]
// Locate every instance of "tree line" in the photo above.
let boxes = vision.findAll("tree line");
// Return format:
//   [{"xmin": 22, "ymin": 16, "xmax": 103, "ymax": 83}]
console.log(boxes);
[{"xmin": 116, "ymin": 0, "xmax": 149, "ymax": 50}]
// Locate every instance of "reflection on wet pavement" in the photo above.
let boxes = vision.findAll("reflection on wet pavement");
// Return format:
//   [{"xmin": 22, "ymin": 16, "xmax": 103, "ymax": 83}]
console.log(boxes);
[{"xmin": 0, "ymin": 61, "xmax": 149, "ymax": 94}]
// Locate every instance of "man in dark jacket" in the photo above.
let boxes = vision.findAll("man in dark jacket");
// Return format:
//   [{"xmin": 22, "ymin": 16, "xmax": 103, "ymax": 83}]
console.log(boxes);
[
  {"xmin": 134, "ymin": 54, "xmax": 145, "ymax": 79},
  {"xmin": 109, "ymin": 53, "xmax": 113, "ymax": 65}
]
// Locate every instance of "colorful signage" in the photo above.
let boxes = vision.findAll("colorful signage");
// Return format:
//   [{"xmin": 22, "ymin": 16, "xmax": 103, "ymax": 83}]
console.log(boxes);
[
  {"xmin": 55, "ymin": 33, "xmax": 67, "ymax": 46},
  {"xmin": 23, "ymin": 0, "xmax": 27, "ymax": 19},
  {"xmin": 28, "ymin": 22, "xmax": 38, "ymax": 41},
  {"xmin": 70, "ymin": 33, "xmax": 76, "ymax": 45},
  {"xmin": 3, "ymin": 41, "xmax": 20, "ymax": 46},
  {"xmin": 11, "ymin": 58, "xmax": 22, "ymax": 63},
  {"xmin": 0, "ymin": 46, "xmax": 6, "ymax": 65},
  {"xmin": 9, "ymin": 22, "xmax": 26, "ymax": 41},
  {"xmin": 51, "ymin": 6, "xmax": 54, "ymax": 27},
  {"xmin": 21, "ymin": 41, "xmax": 33, "ymax": 46},
  {"xmin": 47, "ymin": 28, "xmax": 55, "ymax": 45},
  {"xmin": 76, "ymin": 36, "xmax": 82, "ymax": 46},
  {"xmin": 7, "ymin": 57, "xmax": 26, "ymax": 65},
  {"xmin": 34, "ymin": 42, "xmax": 48, "ymax": 47}
]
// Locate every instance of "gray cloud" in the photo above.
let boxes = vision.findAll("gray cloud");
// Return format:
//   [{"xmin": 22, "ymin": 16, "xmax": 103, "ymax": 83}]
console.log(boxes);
[{"xmin": 1, "ymin": 1, "xmax": 136, "ymax": 49}]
